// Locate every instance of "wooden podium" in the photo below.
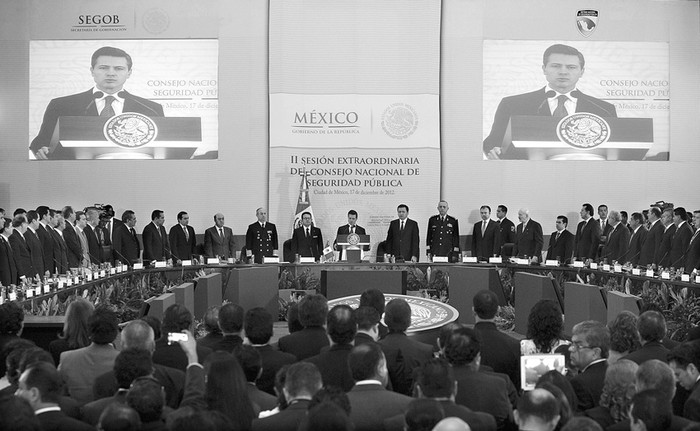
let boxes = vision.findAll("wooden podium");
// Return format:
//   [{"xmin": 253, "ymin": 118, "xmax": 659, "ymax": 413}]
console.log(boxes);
[
  {"xmin": 501, "ymin": 115, "xmax": 654, "ymax": 160},
  {"xmin": 563, "ymin": 282, "xmax": 607, "ymax": 336},
  {"xmin": 48, "ymin": 116, "xmax": 202, "ymax": 159},
  {"xmin": 448, "ymin": 266, "xmax": 506, "ymax": 324},
  {"xmin": 224, "ymin": 266, "xmax": 278, "ymax": 319},
  {"xmin": 513, "ymin": 272, "xmax": 564, "ymax": 335},
  {"xmin": 193, "ymin": 273, "xmax": 222, "ymax": 319},
  {"xmin": 335, "ymin": 234, "xmax": 370, "ymax": 263}
]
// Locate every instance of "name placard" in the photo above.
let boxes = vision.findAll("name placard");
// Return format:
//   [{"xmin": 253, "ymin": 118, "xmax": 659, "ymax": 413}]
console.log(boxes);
[
  {"xmin": 590, "ymin": 263, "xmax": 598, "ymax": 270},
  {"xmin": 86, "ymin": 273, "xmax": 93, "ymax": 281},
  {"xmin": 155, "ymin": 261, "xmax": 166, "ymax": 268},
  {"xmin": 696, "ymin": 275, "xmax": 700, "ymax": 284},
  {"xmin": 632, "ymin": 268, "xmax": 641, "ymax": 276},
  {"xmin": 110, "ymin": 268, "xmax": 116, "ymax": 275},
  {"xmin": 207, "ymin": 258, "xmax": 219, "ymax": 265},
  {"xmin": 544, "ymin": 260, "xmax": 559, "ymax": 267},
  {"xmin": 43, "ymin": 284, "xmax": 50, "ymax": 294},
  {"xmin": 133, "ymin": 263, "xmax": 144, "ymax": 270},
  {"xmin": 57, "ymin": 280, "xmax": 64, "ymax": 289},
  {"xmin": 99, "ymin": 270, "xmax": 106, "ymax": 277},
  {"xmin": 489, "ymin": 257, "xmax": 502, "ymax": 264},
  {"xmin": 300, "ymin": 256, "xmax": 316, "ymax": 263},
  {"xmin": 661, "ymin": 271, "xmax": 670, "ymax": 280},
  {"xmin": 432, "ymin": 256, "xmax": 448, "ymax": 263},
  {"xmin": 263, "ymin": 256, "xmax": 280, "ymax": 263},
  {"xmin": 681, "ymin": 274, "xmax": 690, "ymax": 282},
  {"xmin": 603, "ymin": 264, "xmax": 611, "ymax": 272},
  {"xmin": 573, "ymin": 261, "xmax": 584, "ymax": 268},
  {"xmin": 462, "ymin": 256, "xmax": 477, "ymax": 263},
  {"xmin": 614, "ymin": 265, "xmax": 622, "ymax": 273},
  {"xmin": 9, "ymin": 291, "xmax": 17, "ymax": 301},
  {"xmin": 227, "ymin": 258, "xmax": 235, "ymax": 264},
  {"xmin": 182, "ymin": 260, "xmax": 192, "ymax": 267},
  {"xmin": 646, "ymin": 269, "xmax": 654, "ymax": 277},
  {"xmin": 26, "ymin": 289, "xmax": 34, "ymax": 298},
  {"xmin": 514, "ymin": 258, "xmax": 529, "ymax": 265}
]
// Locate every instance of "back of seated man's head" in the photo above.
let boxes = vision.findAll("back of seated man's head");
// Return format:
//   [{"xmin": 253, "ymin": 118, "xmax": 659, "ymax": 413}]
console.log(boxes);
[
  {"xmin": 204, "ymin": 306, "xmax": 221, "ymax": 335},
  {"xmin": 0, "ymin": 393, "xmax": 41, "ymax": 431},
  {"xmin": 348, "ymin": 342, "xmax": 387, "ymax": 384},
  {"xmin": 121, "ymin": 319, "xmax": 155, "ymax": 351},
  {"xmin": 635, "ymin": 360, "xmax": 676, "ymax": 402},
  {"xmin": 17, "ymin": 362, "xmax": 63, "ymax": 408},
  {"xmin": 405, "ymin": 398, "xmax": 445, "ymax": 431},
  {"xmin": 126, "ymin": 377, "xmax": 164, "ymax": 423},
  {"xmin": 161, "ymin": 304, "xmax": 192, "ymax": 333},
  {"xmin": 284, "ymin": 362, "xmax": 322, "ymax": 401},
  {"xmin": 245, "ymin": 307, "xmax": 274, "ymax": 344},
  {"xmin": 89, "ymin": 306, "xmax": 119, "ymax": 345},
  {"xmin": 473, "ymin": 289, "xmax": 499, "ymax": 320},
  {"xmin": 233, "ymin": 344, "xmax": 262, "ymax": 384},
  {"xmin": 327, "ymin": 305, "xmax": 356, "ymax": 345},
  {"xmin": 19, "ymin": 347, "xmax": 55, "ymax": 376},
  {"xmin": 286, "ymin": 303, "xmax": 303, "ymax": 333},
  {"xmin": 415, "ymin": 358, "xmax": 455, "ymax": 399},
  {"xmin": 114, "ymin": 349, "xmax": 153, "ymax": 390},
  {"xmin": 359, "ymin": 289, "xmax": 385, "ymax": 316},
  {"xmin": 218, "ymin": 303, "xmax": 244, "ymax": 334},
  {"xmin": 444, "ymin": 326, "xmax": 481, "ymax": 367},
  {"xmin": 98, "ymin": 403, "xmax": 142, "ymax": 431},
  {"xmin": 438, "ymin": 322, "xmax": 466, "ymax": 353},
  {"xmin": 306, "ymin": 401, "xmax": 353, "ymax": 431},
  {"xmin": 298, "ymin": 294, "xmax": 328, "ymax": 328},
  {"xmin": 308, "ymin": 386, "xmax": 351, "ymax": 415},
  {"xmin": 629, "ymin": 389, "xmax": 673, "ymax": 431},
  {"xmin": 384, "ymin": 298, "xmax": 412, "ymax": 333},
  {"xmin": 3, "ymin": 339, "xmax": 36, "ymax": 386},
  {"xmin": 636, "ymin": 311, "xmax": 666, "ymax": 344},
  {"xmin": 433, "ymin": 417, "xmax": 472, "ymax": 431},
  {"xmin": 354, "ymin": 306, "xmax": 380, "ymax": 341},
  {"xmin": 515, "ymin": 388, "xmax": 561, "ymax": 431}
]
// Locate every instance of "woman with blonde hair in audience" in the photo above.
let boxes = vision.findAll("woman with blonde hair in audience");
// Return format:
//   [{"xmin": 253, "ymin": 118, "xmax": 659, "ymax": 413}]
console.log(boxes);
[
  {"xmin": 583, "ymin": 359, "xmax": 638, "ymax": 429},
  {"xmin": 48, "ymin": 298, "xmax": 94, "ymax": 365}
]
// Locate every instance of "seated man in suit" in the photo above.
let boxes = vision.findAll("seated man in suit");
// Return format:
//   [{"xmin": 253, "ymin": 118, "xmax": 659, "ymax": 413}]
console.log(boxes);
[
  {"xmin": 141, "ymin": 209, "xmax": 170, "ymax": 266},
  {"xmin": 334, "ymin": 209, "xmax": 369, "ymax": 260},
  {"xmin": 471, "ymin": 205, "xmax": 499, "ymax": 261},
  {"xmin": 290, "ymin": 211, "xmax": 324, "ymax": 261},
  {"xmin": 112, "ymin": 210, "xmax": 140, "ymax": 265},
  {"xmin": 379, "ymin": 298, "xmax": 433, "ymax": 395},
  {"xmin": 385, "ymin": 204, "xmax": 420, "ymax": 262},
  {"xmin": 233, "ymin": 345, "xmax": 278, "ymax": 413},
  {"xmin": 168, "ymin": 211, "xmax": 196, "ymax": 264},
  {"xmin": 568, "ymin": 320, "xmax": 609, "ymax": 412},
  {"xmin": 623, "ymin": 311, "xmax": 670, "ymax": 365},
  {"xmin": 15, "ymin": 362, "xmax": 93, "ymax": 431},
  {"xmin": 245, "ymin": 207, "xmax": 279, "ymax": 264},
  {"xmin": 484, "ymin": 43, "xmax": 617, "ymax": 160},
  {"xmin": 212, "ymin": 303, "xmax": 245, "ymax": 353},
  {"xmin": 546, "ymin": 215, "xmax": 574, "ymax": 264},
  {"xmin": 306, "ymin": 304, "xmax": 356, "ymax": 392},
  {"xmin": 278, "ymin": 293, "xmax": 330, "ymax": 361},
  {"xmin": 152, "ymin": 304, "xmax": 212, "ymax": 371},
  {"xmin": 667, "ymin": 340, "xmax": 700, "ymax": 422},
  {"xmin": 30, "ymin": 46, "xmax": 164, "ymax": 160},
  {"xmin": 346, "ymin": 342, "xmax": 413, "ymax": 431},
  {"xmin": 204, "ymin": 213, "xmax": 236, "ymax": 259},
  {"xmin": 513, "ymin": 208, "xmax": 544, "ymax": 264}
]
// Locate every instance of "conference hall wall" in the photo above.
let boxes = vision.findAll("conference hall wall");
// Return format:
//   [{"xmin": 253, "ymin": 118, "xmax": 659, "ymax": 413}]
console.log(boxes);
[{"xmin": 0, "ymin": 0, "xmax": 697, "ymax": 257}]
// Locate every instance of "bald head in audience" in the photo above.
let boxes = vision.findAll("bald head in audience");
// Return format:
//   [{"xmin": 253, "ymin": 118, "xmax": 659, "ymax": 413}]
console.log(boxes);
[
  {"xmin": 514, "ymin": 388, "xmax": 560, "ymax": 431},
  {"xmin": 122, "ymin": 319, "xmax": 156, "ymax": 352},
  {"xmin": 433, "ymin": 417, "xmax": 472, "ymax": 431}
]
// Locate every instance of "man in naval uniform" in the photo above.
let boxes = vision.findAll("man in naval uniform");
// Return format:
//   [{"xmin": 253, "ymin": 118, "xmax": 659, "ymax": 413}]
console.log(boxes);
[
  {"xmin": 426, "ymin": 200, "xmax": 460, "ymax": 262},
  {"xmin": 245, "ymin": 207, "xmax": 279, "ymax": 264}
]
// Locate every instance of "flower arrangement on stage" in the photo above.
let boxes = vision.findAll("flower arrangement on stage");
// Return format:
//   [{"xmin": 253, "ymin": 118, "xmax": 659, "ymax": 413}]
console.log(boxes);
[{"xmin": 407, "ymin": 266, "xmax": 449, "ymax": 302}]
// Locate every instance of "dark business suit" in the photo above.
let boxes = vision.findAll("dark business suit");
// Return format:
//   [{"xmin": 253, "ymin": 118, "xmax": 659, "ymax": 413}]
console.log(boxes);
[
  {"xmin": 601, "ymin": 224, "xmax": 631, "ymax": 263},
  {"xmin": 25, "ymin": 228, "xmax": 45, "ymax": 277},
  {"xmin": 36, "ymin": 224, "xmax": 56, "ymax": 274},
  {"xmin": 639, "ymin": 219, "xmax": 664, "ymax": 267},
  {"xmin": 453, "ymin": 365, "xmax": 514, "ymax": 429},
  {"xmin": 623, "ymin": 226, "xmax": 647, "ymax": 266},
  {"xmin": 474, "ymin": 321, "xmax": 521, "ymax": 388},
  {"xmin": 426, "ymin": 215, "xmax": 460, "ymax": 259},
  {"xmin": 385, "ymin": 400, "xmax": 497, "ymax": 431},
  {"xmin": 656, "ymin": 224, "xmax": 677, "ymax": 268},
  {"xmin": 94, "ymin": 225, "xmax": 112, "ymax": 263},
  {"xmin": 169, "ymin": 223, "xmax": 196, "ymax": 261},
  {"xmin": 9, "ymin": 231, "xmax": 34, "ymax": 279},
  {"xmin": 30, "ymin": 89, "xmax": 164, "ymax": 156},
  {"xmin": 152, "ymin": 337, "xmax": 212, "ymax": 372},
  {"xmin": 546, "ymin": 229, "xmax": 575, "ymax": 263},
  {"xmin": 63, "ymin": 221, "xmax": 83, "ymax": 269},
  {"xmin": 513, "ymin": 219, "xmax": 544, "ymax": 260},
  {"xmin": 306, "ymin": 343, "xmax": 355, "ymax": 392},
  {"xmin": 112, "ymin": 223, "xmax": 140, "ymax": 265},
  {"xmin": 670, "ymin": 222, "xmax": 693, "ymax": 269},
  {"xmin": 92, "ymin": 363, "xmax": 185, "ymax": 409},
  {"xmin": 347, "ymin": 383, "xmax": 413, "ymax": 431},
  {"xmin": 278, "ymin": 326, "xmax": 329, "ymax": 361},
  {"xmin": 49, "ymin": 228, "xmax": 69, "ymax": 274},
  {"xmin": 203, "ymin": 225, "xmax": 236, "ymax": 258},
  {"xmin": 83, "ymin": 224, "xmax": 101, "ymax": 264},
  {"xmin": 246, "ymin": 222, "xmax": 279, "ymax": 263},
  {"xmin": 570, "ymin": 360, "xmax": 607, "ymax": 412},
  {"xmin": 252, "ymin": 399, "xmax": 311, "ymax": 431},
  {"xmin": 496, "ymin": 217, "xmax": 516, "ymax": 255},
  {"xmin": 36, "ymin": 409, "xmax": 94, "ymax": 431},
  {"xmin": 622, "ymin": 340, "xmax": 669, "ymax": 365},
  {"xmin": 290, "ymin": 226, "xmax": 323, "ymax": 260},
  {"xmin": 483, "ymin": 87, "xmax": 617, "ymax": 157},
  {"xmin": 333, "ymin": 224, "xmax": 369, "ymax": 255},
  {"xmin": 0, "ymin": 235, "xmax": 17, "ymax": 286},
  {"xmin": 385, "ymin": 218, "xmax": 420, "ymax": 261},
  {"xmin": 254, "ymin": 344, "xmax": 297, "ymax": 395},
  {"xmin": 472, "ymin": 219, "xmax": 499, "ymax": 260},
  {"xmin": 575, "ymin": 218, "xmax": 602, "ymax": 260},
  {"xmin": 685, "ymin": 230, "xmax": 700, "ymax": 271},
  {"xmin": 142, "ymin": 222, "xmax": 170, "ymax": 264},
  {"xmin": 683, "ymin": 379, "xmax": 700, "ymax": 422},
  {"xmin": 379, "ymin": 332, "xmax": 434, "ymax": 396}
]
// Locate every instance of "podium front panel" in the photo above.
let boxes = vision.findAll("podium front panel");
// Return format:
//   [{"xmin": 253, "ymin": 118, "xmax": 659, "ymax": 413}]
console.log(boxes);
[
  {"xmin": 514, "ymin": 272, "xmax": 563, "ymax": 335},
  {"xmin": 321, "ymin": 270, "xmax": 405, "ymax": 300}
]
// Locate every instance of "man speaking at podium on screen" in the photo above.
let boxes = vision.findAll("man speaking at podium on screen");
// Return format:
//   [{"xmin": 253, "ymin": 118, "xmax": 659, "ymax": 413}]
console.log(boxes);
[
  {"xmin": 483, "ymin": 44, "xmax": 617, "ymax": 160},
  {"xmin": 30, "ymin": 46, "xmax": 165, "ymax": 160}
]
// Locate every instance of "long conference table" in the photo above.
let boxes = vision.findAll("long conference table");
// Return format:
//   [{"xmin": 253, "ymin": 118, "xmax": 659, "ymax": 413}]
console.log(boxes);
[{"xmin": 16, "ymin": 260, "xmax": 698, "ymax": 348}]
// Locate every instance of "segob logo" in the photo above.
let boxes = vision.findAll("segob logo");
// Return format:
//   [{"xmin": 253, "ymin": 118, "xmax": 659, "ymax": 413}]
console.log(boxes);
[
  {"xmin": 381, "ymin": 103, "xmax": 418, "ymax": 139},
  {"xmin": 103, "ymin": 113, "xmax": 158, "ymax": 148},
  {"xmin": 556, "ymin": 113, "xmax": 610, "ymax": 150}
]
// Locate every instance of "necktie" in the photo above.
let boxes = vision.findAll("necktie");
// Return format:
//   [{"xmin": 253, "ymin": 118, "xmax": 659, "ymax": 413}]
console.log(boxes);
[
  {"xmin": 130, "ymin": 228, "xmax": 136, "ymax": 240},
  {"xmin": 400, "ymin": 221, "xmax": 404, "ymax": 232},
  {"xmin": 552, "ymin": 95, "xmax": 568, "ymax": 118},
  {"xmin": 261, "ymin": 223, "xmax": 265, "ymax": 229},
  {"xmin": 556, "ymin": 231, "xmax": 561, "ymax": 242},
  {"xmin": 306, "ymin": 228, "xmax": 310, "ymax": 238},
  {"xmin": 219, "ymin": 228, "xmax": 224, "ymax": 239},
  {"xmin": 101, "ymin": 96, "xmax": 116, "ymax": 117},
  {"xmin": 691, "ymin": 229, "xmax": 700, "ymax": 244},
  {"xmin": 351, "ymin": 226, "xmax": 354, "ymax": 234},
  {"xmin": 183, "ymin": 226, "xmax": 189, "ymax": 241},
  {"xmin": 482, "ymin": 221, "xmax": 487, "ymax": 236}
]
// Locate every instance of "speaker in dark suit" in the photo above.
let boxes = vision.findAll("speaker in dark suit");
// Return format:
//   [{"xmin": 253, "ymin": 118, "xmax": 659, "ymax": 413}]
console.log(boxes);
[
  {"xmin": 290, "ymin": 212, "xmax": 324, "ymax": 260},
  {"xmin": 546, "ymin": 217, "xmax": 575, "ymax": 264},
  {"xmin": 385, "ymin": 205, "xmax": 420, "ymax": 262},
  {"xmin": 471, "ymin": 207, "xmax": 499, "ymax": 260},
  {"xmin": 513, "ymin": 209, "xmax": 543, "ymax": 262},
  {"xmin": 168, "ymin": 212, "xmax": 196, "ymax": 262},
  {"xmin": 639, "ymin": 210, "xmax": 664, "ymax": 267},
  {"xmin": 142, "ymin": 210, "xmax": 170, "ymax": 265}
]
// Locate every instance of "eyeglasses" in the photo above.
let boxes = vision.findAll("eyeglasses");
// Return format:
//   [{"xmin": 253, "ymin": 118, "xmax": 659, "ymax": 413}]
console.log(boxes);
[{"xmin": 570, "ymin": 342, "xmax": 597, "ymax": 351}]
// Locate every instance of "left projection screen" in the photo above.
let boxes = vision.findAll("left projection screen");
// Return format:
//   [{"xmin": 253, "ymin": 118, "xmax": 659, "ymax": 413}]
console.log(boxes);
[{"xmin": 28, "ymin": 39, "xmax": 219, "ymax": 160}]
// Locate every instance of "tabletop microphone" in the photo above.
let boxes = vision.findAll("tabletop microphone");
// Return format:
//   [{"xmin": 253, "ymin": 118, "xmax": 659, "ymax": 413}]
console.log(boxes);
[
  {"xmin": 117, "ymin": 91, "xmax": 161, "ymax": 117},
  {"xmin": 84, "ymin": 91, "xmax": 104, "ymax": 115},
  {"xmin": 113, "ymin": 248, "xmax": 132, "ymax": 266},
  {"xmin": 537, "ymin": 90, "xmax": 556, "ymax": 115}
]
